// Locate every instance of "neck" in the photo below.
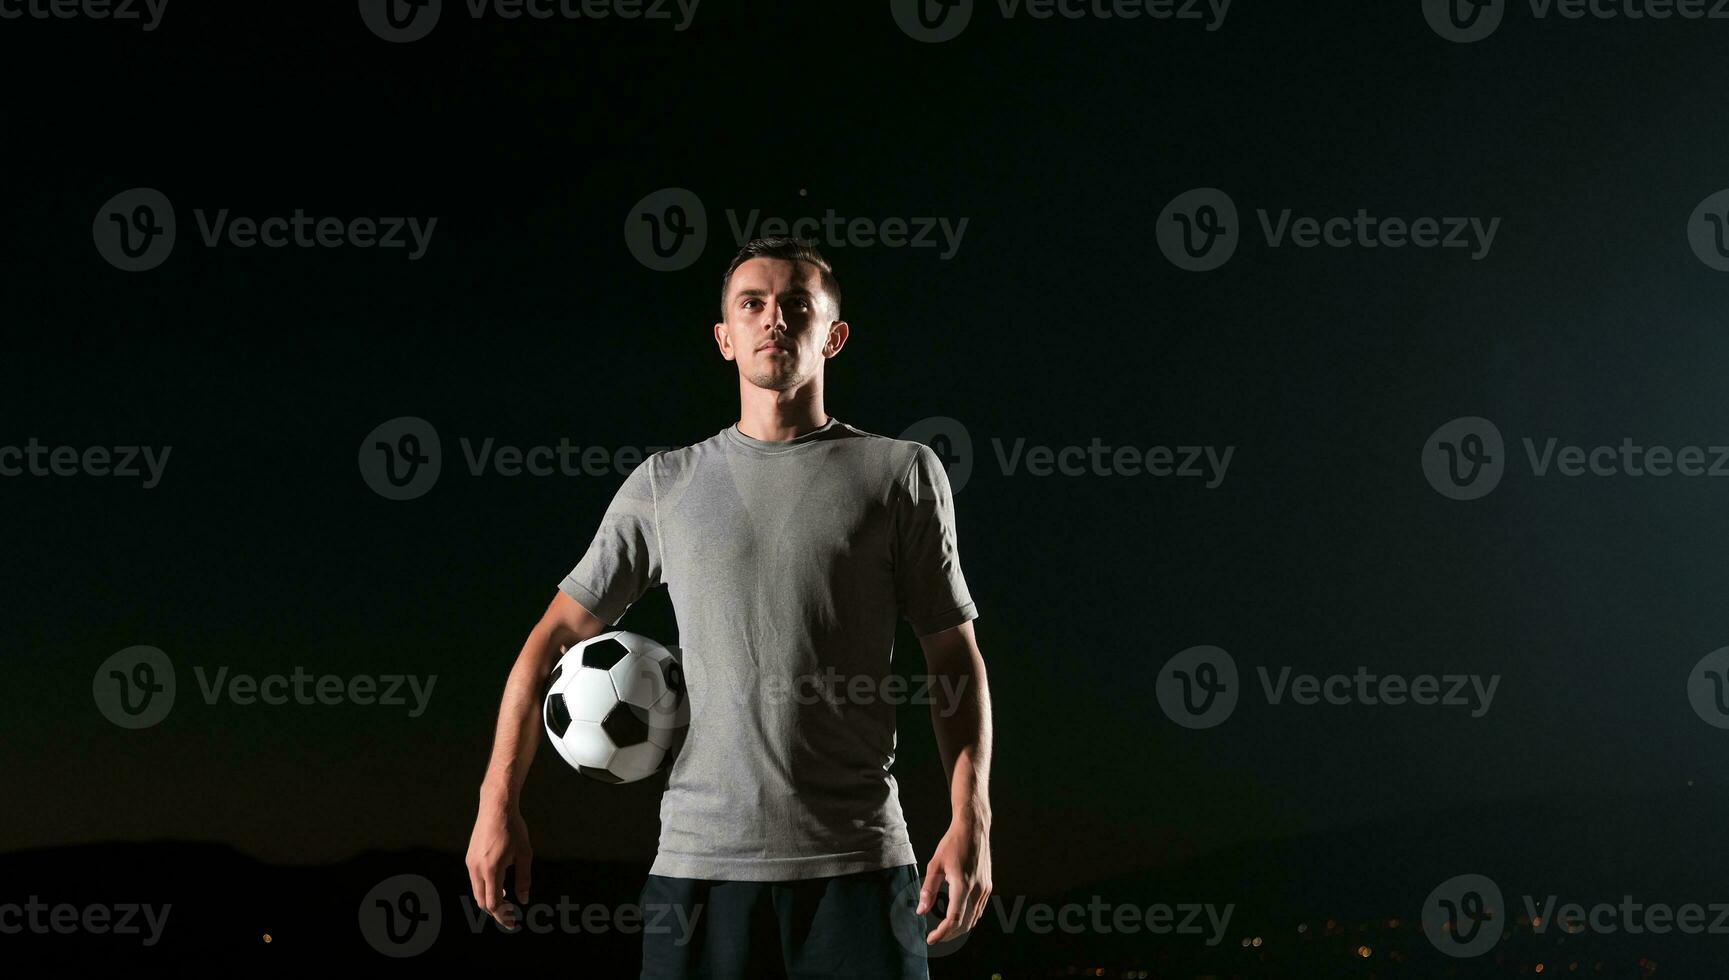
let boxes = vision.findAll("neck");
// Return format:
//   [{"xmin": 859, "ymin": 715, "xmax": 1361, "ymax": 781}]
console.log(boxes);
[{"xmin": 736, "ymin": 382, "xmax": 829, "ymax": 442}]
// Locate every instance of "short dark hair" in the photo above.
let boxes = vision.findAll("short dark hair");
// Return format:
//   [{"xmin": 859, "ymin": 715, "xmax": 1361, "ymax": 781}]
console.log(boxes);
[{"xmin": 719, "ymin": 237, "xmax": 842, "ymax": 320}]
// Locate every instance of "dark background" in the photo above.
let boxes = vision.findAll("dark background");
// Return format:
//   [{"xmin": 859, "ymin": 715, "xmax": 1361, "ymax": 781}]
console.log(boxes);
[{"xmin": 4, "ymin": 0, "xmax": 1729, "ymax": 974}]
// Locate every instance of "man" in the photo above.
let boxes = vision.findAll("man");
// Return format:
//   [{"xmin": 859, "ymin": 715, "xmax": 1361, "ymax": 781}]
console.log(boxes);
[{"xmin": 465, "ymin": 237, "xmax": 993, "ymax": 979}]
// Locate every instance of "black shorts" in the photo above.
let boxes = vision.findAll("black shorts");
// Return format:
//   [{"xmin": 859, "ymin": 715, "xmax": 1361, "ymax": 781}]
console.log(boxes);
[{"xmin": 638, "ymin": 863, "xmax": 931, "ymax": 980}]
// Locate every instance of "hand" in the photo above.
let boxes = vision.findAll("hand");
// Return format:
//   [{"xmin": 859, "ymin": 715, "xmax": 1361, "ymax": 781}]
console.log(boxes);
[
  {"xmin": 917, "ymin": 813, "xmax": 992, "ymax": 945},
  {"xmin": 465, "ymin": 793, "xmax": 533, "ymax": 929}
]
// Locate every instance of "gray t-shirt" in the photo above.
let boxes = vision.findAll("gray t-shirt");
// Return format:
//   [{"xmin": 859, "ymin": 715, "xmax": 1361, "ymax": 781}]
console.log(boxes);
[{"xmin": 558, "ymin": 417, "xmax": 978, "ymax": 881}]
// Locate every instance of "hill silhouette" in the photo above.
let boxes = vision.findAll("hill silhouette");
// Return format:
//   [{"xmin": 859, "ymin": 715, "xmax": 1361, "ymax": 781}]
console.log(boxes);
[{"xmin": 5, "ymin": 788, "xmax": 1724, "ymax": 976}]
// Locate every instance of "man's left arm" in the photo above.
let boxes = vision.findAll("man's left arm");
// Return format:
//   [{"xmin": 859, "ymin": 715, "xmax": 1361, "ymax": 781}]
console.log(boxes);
[{"xmin": 916, "ymin": 618, "xmax": 993, "ymax": 945}]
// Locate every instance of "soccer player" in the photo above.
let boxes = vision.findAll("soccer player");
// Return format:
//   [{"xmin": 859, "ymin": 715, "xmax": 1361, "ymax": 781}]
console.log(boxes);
[{"xmin": 465, "ymin": 236, "xmax": 993, "ymax": 979}]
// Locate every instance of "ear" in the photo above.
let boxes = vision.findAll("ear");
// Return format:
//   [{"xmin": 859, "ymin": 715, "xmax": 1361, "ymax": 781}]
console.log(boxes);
[
  {"xmin": 823, "ymin": 320, "xmax": 849, "ymax": 358},
  {"xmin": 714, "ymin": 320, "xmax": 736, "ymax": 361}
]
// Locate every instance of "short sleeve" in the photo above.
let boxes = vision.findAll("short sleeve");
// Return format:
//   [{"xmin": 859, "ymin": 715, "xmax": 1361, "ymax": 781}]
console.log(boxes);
[
  {"xmin": 559, "ymin": 456, "xmax": 663, "ymax": 625},
  {"xmin": 892, "ymin": 443, "xmax": 978, "ymax": 637}
]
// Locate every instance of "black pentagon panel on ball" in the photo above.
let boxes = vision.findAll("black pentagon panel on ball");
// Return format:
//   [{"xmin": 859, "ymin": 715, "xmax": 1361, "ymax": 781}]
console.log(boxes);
[
  {"xmin": 663, "ymin": 659, "xmax": 684, "ymax": 695},
  {"xmin": 581, "ymin": 637, "xmax": 631, "ymax": 671},
  {"xmin": 579, "ymin": 765, "xmax": 623, "ymax": 784},
  {"xmin": 546, "ymin": 663, "xmax": 563, "ymax": 689},
  {"xmin": 601, "ymin": 700, "xmax": 650, "ymax": 746},
  {"xmin": 544, "ymin": 692, "xmax": 571, "ymax": 738}
]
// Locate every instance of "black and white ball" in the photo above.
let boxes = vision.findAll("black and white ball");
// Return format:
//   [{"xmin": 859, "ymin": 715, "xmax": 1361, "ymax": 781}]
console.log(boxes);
[{"xmin": 542, "ymin": 630, "xmax": 687, "ymax": 784}]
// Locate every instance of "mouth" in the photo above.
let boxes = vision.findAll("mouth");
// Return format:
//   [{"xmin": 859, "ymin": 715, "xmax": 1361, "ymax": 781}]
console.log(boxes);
[{"xmin": 757, "ymin": 343, "xmax": 791, "ymax": 354}]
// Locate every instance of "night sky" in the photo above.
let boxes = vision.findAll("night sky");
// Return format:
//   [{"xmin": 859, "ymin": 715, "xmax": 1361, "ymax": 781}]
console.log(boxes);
[{"xmin": 5, "ymin": 0, "xmax": 1729, "ymax": 907}]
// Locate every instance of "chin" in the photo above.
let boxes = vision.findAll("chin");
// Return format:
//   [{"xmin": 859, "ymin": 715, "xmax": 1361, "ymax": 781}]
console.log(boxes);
[{"xmin": 747, "ymin": 371, "xmax": 800, "ymax": 391}]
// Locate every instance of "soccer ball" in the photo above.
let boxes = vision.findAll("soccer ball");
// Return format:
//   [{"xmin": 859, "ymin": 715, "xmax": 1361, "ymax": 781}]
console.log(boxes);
[{"xmin": 542, "ymin": 630, "xmax": 687, "ymax": 784}]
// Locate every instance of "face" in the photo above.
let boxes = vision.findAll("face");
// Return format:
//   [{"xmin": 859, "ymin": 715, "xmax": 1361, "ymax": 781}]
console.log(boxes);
[{"xmin": 714, "ymin": 257, "xmax": 846, "ymax": 391}]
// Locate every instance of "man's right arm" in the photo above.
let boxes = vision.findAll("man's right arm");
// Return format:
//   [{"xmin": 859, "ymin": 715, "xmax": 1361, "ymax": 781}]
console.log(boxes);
[{"xmin": 465, "ymin": 589, "xmax": 609, "ymax": 927}]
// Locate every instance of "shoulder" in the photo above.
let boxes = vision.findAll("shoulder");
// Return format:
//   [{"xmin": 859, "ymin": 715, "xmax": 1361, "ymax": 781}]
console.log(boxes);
[
  {"xmin": 618, "ymin": 431, "xmax": 713, "ymax": 493},
  {"xmin": 829, "ymin": 422, "xmax": 938, "ymax": 483}
]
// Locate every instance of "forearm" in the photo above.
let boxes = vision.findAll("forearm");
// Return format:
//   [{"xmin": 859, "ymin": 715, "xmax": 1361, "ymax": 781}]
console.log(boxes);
[
  {"xmin": 480, "ymin": 618, "xmax": 595, "ymax": 804},
  {"xmin": 929, "ymin": 656, "xmax": 993, "ymax": 827}
]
